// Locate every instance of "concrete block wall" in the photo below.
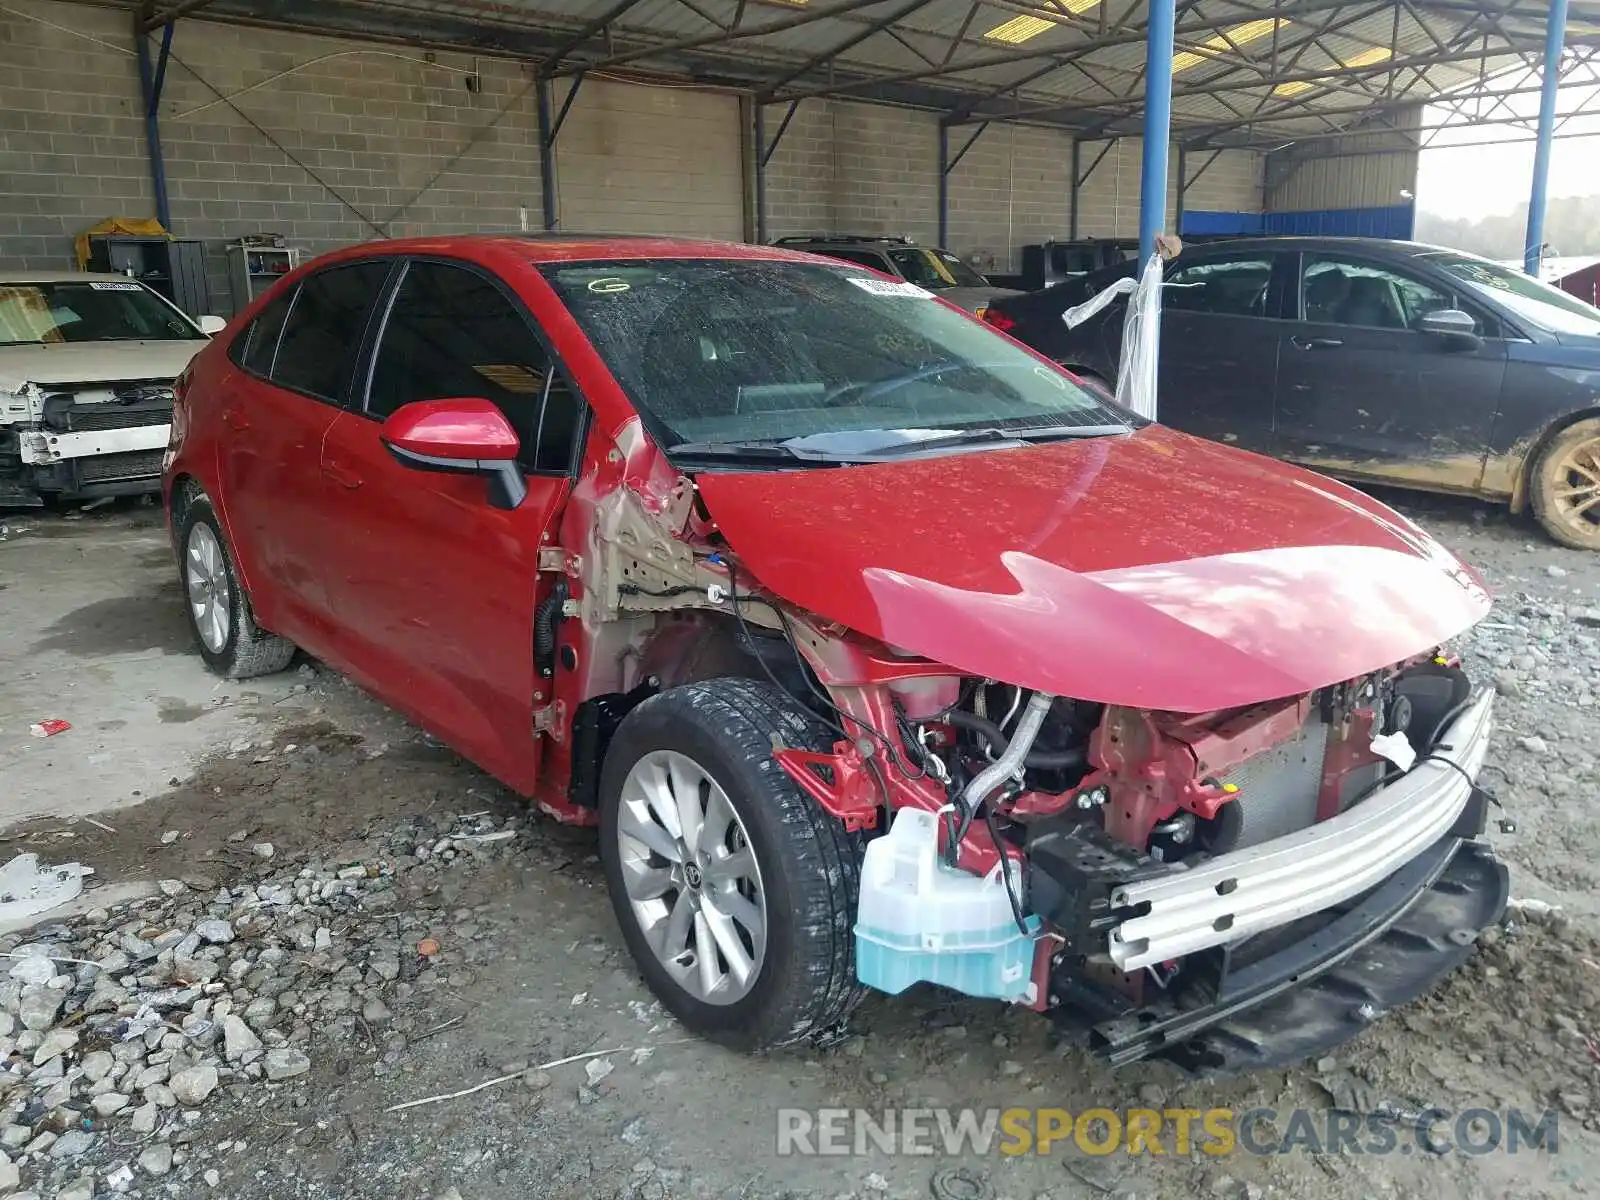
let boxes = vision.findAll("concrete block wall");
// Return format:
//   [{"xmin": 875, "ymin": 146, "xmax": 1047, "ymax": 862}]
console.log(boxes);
[
  {"xmin": 1, "ymin": 0, "xmax": 542, "ymax": 313},
  {"xmin": 763, "ymin": 101, "xmax": 1263, "ymax": 271},
  {"xmin": 551, "ymin": 77, "xmax": 745, "ymax": 239},
  {"xmin": 945, "ymin": 123, "xmax": 1076, "ymax": 275},
  {"xmin": 760, "ymin": 100, "xmax": 835, "ymax": 237},
  {"xmin": 828, "ymin": 103, "xmax": 940, "ymax": 246},
  {"xmin": 760, "ymin": 99, "xmax": 940, "ymax": 244},
  {"xmin": 3, "ymin": 0, "xmax": 1267, "ymax": 311},
  {"xmin": 0, "ymin": 2, "xmax": 152, "ymax": 267},
  {"xmin": 1182, "ymin": 148, "xmax": 1264, "ymax": 216}
]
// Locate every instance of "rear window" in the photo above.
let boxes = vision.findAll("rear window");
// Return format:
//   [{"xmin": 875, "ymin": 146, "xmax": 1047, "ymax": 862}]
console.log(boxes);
[
  {"xmin": 271, "ymin": 262, "xmax": 390, "ymax": 402},
  {"xmin": 539, "ymin": 258, "xmax": 1121, "ymax": 447},
  {"xmin": 233, "ymin": 288, "xmax": 294, "ymax": 376}
]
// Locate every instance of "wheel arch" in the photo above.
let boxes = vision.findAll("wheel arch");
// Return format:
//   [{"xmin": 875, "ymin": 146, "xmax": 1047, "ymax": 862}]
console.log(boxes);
[{"xmin": 1510, "ymin": 402, "xmax": 1600, "ymax": 513}]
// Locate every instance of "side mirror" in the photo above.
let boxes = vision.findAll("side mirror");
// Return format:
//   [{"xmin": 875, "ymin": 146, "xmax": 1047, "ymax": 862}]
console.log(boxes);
[
  {"xmin": 1418, "ymin": 308, "xmax": 1482, "ymax": 349},
  {"xmin": 197, "ymin": 315, "xmax": 227, "ymax": 335},
  {"xmin": 379, "ymin": 398, "xmax": 527, "ymax": 510}
]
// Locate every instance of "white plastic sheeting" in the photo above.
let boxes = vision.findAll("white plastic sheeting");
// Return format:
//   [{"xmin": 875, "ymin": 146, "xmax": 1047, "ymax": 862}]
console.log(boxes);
[
  {"xmin": 1113, "ymin": 254, "xmax": 1163, "ymax": 421},
  {"xmin": 1061, "ymin": 253, "xmax": 1165, "ymax": 422}
]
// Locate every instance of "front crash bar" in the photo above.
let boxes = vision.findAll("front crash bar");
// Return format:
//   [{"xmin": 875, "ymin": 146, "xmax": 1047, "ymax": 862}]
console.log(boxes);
[{"xmin": 1108, "ymin": 689, "xmax": 1495, "ymax": 971}]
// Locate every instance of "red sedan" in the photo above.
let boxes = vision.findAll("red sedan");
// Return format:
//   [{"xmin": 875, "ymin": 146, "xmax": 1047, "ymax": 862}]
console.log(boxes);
[{"xmin": 164, "ymin": 235, "xmax": 1507, "ymax": 1072}]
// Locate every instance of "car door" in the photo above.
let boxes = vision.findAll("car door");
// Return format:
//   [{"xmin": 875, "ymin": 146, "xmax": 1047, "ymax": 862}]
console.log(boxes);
[
  {"xmin": 212, "ymin": 260, "xmax": 394, "ymax": 643},
  {"xmin": 1272, "ymin": 251, "xmax": 1508, "ymax": 487},
  {"xmin": 1134, "ymin": 250, "xmax": 1290, "ymax": 452},
  {"xmin": 315, "ymin": 257, "xmax": 588, "ymax": 795}
]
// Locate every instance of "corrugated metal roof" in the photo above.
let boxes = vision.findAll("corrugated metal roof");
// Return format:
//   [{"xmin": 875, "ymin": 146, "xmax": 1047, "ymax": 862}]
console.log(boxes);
[{"xmin": 201, "ymin": 0, "xmax": 1594, "ymax": 146}]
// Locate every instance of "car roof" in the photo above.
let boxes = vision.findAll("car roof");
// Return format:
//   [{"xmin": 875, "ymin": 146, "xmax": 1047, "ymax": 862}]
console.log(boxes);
[
  {"xmin": 1173, "ymin": 235, "xmax": 1463, "ymax": 259},
  {"xmin": 0, "ymin": 271, "xmax": 156, "ymax": 284},
  {"xmin": 302, "ymin": 233, "xmax": 831, "ymax": 267}
]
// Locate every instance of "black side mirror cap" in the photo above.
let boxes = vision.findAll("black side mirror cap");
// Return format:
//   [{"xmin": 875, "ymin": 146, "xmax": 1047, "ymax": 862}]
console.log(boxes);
[{"xmin": 381, "ymin": 441, "xmax": 528, "ymax": 510}]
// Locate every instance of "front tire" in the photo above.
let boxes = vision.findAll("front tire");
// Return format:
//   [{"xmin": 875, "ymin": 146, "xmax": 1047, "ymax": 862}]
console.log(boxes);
[
  {"xmin": 1531, "ymin": 417, "xmax": 1600, "ymax": 550},
  {"xmin": 599, "ymin": 679, "xmax": 866, "ymax": 1050},
  {"xmin": 177, "ymin": 494, "xmax": 297, "ymax": 678}
]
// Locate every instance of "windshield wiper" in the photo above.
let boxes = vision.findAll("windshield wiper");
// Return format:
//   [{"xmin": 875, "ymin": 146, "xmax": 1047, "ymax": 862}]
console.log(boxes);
[
  {"xmin": 666, "ymin": 423, "xmax": 1129, "ymax": 467},
  {"xmin": 849, "ymin": 423, "xmax": 1130, "ymax": 458},
  {"xmin": 665, "ymin": 439, "xmax": 842, "ymax": 465}
]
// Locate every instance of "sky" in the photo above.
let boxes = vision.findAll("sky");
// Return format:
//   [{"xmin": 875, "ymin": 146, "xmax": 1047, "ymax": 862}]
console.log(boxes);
[{"xmin": 1416, "ymin": 79, "xmax": 1600, "ymax": 220}]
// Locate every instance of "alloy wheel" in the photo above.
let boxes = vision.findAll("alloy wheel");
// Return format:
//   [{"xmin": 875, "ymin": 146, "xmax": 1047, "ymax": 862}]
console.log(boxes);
[
  {"xmin": 185, "ymin": 522, "xmax": 232, "ymax": 654},
  {"xmin": 1551, "ymin": 436, "xmax": 1600, "ymax": 537},
  {"xmin": 614, "ymin": 749, "xmax": 767, "ymax": 1005}
]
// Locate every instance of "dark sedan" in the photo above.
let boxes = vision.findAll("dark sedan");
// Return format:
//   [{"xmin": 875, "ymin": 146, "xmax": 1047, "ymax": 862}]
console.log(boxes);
[{"xmin": 984, "ymin": 237, "xmax": 1600, "ymax": 549}]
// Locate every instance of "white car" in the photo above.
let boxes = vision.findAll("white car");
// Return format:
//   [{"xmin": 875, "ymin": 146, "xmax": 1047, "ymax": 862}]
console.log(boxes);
[{"xmin": 0, "ymin": 272, "xmax": 225, "ymax": 507}]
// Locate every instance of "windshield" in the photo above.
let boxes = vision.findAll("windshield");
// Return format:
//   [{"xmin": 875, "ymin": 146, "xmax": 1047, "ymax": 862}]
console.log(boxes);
[
  {"xmin": 886, "ymin": 247, "xmax": 991, "ymax": 290},
  {"xmin": 540, "ymin": 259, "xmax": 1125, "ymax": 451},
  {"xmin": 1418, "ymin": 253, "xmax": 1600, "ymax": 338},
  {"xmin": 0, "ymin": 281, "xmax": 202, "ymax": 346}
]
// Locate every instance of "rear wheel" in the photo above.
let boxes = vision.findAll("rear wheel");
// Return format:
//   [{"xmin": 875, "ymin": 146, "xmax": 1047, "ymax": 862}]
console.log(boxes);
[
  {"xmin": 1531, "ymin": 418, "xmax": 1600, "ymax": 550},
  {"xmin": 598, "ymin": 679, "xmax": 866, "ymax": 1049},
  {"xmin": 178, "ymin": 494, "xmax": 298, "ymax": 678}
]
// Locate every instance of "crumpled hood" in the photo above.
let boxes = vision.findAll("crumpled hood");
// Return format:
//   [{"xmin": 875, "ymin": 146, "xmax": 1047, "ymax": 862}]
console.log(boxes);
[
  {"xmin": 696, "ymin": 425, "xmax": 1490, "ymax": 713},
  {"xmin": 0, "ymin": 341, "xmax": 204, "ymax": 394}
]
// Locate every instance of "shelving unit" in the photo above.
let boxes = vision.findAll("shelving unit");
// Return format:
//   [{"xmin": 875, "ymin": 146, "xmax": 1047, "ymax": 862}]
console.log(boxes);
[
  {"xmin": 226, "ymin": 240, "xmax": 301, "ymax": 311},
  {"xmin": 84, "ymin": 236, "xmax": 210, "ymax": 320}
]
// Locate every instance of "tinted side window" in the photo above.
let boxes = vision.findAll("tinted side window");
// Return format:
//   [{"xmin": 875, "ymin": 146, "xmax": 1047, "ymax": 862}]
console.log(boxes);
[
  {"xmin": 1302, "ymin": 254, "xmax": 1454, "ymax": 331},
  {"xmin": 272, "ymin": 262, "xmax": 391, "ymax": 402},
  {"xmin": 367, "ymin": 261, "xmax": 583, "ymax": 474},
  {"xmin": 820, "ymin": 249, "xmax": 892, "ymax": 273},
  {"xmin": 888, "ymin": 248, "xmax": 942, "ymax": 288},
  {"xmin": 1165, "ymin": 255, "xmax": 1276, "ymax": 317},
  {"xmin": 235, "ymin": 288, "xmax": 295, "ymax": 377}
]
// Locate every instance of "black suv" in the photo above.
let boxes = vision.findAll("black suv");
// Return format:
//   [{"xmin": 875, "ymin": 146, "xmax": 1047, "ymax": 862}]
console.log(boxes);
[{"xmin": 772, "ymin": 235, "xmax": 1020, "ymax": 315}]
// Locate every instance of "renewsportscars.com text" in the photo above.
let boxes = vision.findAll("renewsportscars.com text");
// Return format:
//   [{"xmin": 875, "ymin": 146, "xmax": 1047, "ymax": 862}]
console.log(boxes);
[{"xmin": 776, "ymin": 1106, "xmax": 1560, "ymax": 1158}]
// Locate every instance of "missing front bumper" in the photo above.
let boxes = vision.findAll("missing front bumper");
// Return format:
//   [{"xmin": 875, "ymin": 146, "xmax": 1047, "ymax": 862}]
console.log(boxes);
[
  {"xmin": 1107, "ymin": 689, "xmax": 1495, "ymax": 972},
  {"xmin": 1086, "ymin": 834, "xmax": 1509, "ymax": 1071}
]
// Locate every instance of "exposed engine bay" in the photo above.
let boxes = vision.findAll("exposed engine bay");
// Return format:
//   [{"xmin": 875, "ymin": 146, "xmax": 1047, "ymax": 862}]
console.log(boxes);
[
  {"xmin": 0, "ymin": 378, "xmax": 176, "ymax": 506},
  {"xmin": 792, "ymin": 654, "xmax": 1507, "ymax": 1071},
  {"xmin": 529, "ymin": 463, "xmax": 1510, "ymax": 1073}
]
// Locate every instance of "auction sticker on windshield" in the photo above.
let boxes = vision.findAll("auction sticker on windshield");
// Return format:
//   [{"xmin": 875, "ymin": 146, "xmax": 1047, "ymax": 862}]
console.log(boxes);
[
  {"xmin": 846, "ymin": 277, "xmax": 934, "ymax": 299},
  {"xmin": 88, "ymin": 281, "xmax": 143, "ymax": 291}
]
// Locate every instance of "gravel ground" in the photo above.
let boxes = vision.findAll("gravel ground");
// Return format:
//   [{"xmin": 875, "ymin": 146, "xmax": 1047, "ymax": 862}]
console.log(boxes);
[{"xmin": 1, "ymin": 490, "xmax": 1598, "ymax": 1200}]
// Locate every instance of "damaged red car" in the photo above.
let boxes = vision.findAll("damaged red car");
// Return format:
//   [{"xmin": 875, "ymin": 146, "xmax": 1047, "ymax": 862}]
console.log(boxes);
[{"xmin": 163, "ymin": 235, "xmax": 1508, "ymax": 1072}]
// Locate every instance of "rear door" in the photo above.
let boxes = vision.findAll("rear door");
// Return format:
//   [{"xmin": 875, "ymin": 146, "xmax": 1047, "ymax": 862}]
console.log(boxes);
[
  {"xmin": 213, "ymin": 261, "xmax": 393, "ymax": 642},
  {"xmin": 315, "ymin": 257, "xmax": 588, "ymax": 794},
  {"xmin": 1272, "ymin": 251, "xmax": 1507, "ymax": 485},
  {"xmin": 1143, "ymin": 249, "xmax": 1291, "ymax": 452}
]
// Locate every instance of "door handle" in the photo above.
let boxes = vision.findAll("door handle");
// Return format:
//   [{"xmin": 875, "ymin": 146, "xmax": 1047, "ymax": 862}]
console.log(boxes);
[
  {"xmin": 323, "ymin": 461, "xmax": 364, "ymax": 490},
  {"xmin": 1292, "ymin": 336, "xmax": 1344, "ymax": 350}
]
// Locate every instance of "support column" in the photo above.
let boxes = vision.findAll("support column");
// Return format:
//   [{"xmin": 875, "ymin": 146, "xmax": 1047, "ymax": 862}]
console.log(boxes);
[
  {"xmin": 937, "ymin": 124, "xmax": 949, "ymax": 247},
  {"xmin": 1175, "ymin": 144, "xmax": 1187, "ymax": 236},
  {"xmin": 1139, "ymin": 0, "xmax": 1177, "ymax": 262},
  {"xmin": 754, "ymin": 103, "xmax": 768, "ymax": 243},
  {"xmin": 537, "ymin": 73, "xmax": 587, "ymax": 232},
  {"xmin": 753, "ymin": 99, "xmax": 799, "ymax": 244},
  {"xmin": 938, "ymin": 122, "xmax": 987, "ymax": 248},
  {"xmin": 133, "ymin": 13, "xmax": 175, "ymax": 230},
  {"xmin": 1069, "ymin": 138, "xmax": 1080, "ymax": 240},
  {"xmin": 537, "ymin": 80, "xmax": 557, "ymax": 232},
  {"xmin": 1525, "ymin": 0, "xmax": 1570, "ymax": 276}
]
